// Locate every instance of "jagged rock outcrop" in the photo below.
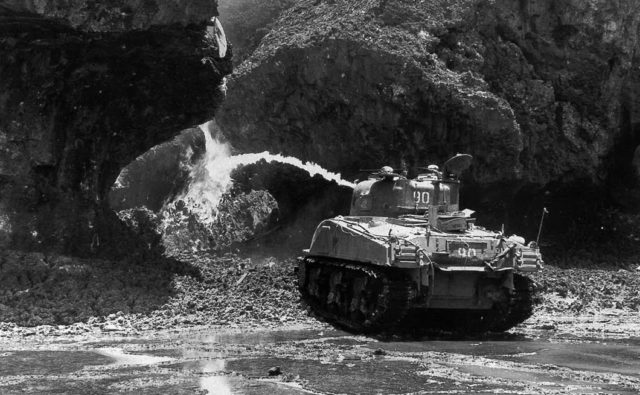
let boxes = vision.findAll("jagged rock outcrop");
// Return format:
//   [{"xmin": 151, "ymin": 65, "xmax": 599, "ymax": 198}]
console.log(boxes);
[
  {"xmin": 218, "ymin": 0, "xmax": 640, "ymax": 191},
  {"xmin": 218, "ymin": 0, "xmax": 295, "ymax": 62},
  {"xmin": 0, "ymin": 5, "xmax": 231, "ymax": 256}
]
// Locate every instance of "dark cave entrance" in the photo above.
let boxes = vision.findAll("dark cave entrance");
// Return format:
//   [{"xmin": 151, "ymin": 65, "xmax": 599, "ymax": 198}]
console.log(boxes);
[{"xmin": 615, "ymin": 104, "xmax": 640, "ymax": 183}]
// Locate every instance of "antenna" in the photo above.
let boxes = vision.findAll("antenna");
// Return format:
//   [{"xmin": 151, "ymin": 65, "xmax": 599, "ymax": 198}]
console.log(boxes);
[{"xmin": 536, "ymin": 207, "xmax": 549, "ymax": 245}]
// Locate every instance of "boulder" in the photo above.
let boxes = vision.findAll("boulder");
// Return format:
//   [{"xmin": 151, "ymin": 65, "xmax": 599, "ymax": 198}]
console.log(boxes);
[{"xmin": 109, "ymin": 127, "xmax": 206, "ymax": 212}]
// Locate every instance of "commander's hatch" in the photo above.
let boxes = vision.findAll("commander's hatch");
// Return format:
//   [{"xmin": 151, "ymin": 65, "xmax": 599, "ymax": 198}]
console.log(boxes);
[
  {"xmin": 442, "ymin": 153, "xmax": 472, "ymax": 178},
  {"xmin": 361, "ymin": 166, "xmax": 403, "ymax": 180}
]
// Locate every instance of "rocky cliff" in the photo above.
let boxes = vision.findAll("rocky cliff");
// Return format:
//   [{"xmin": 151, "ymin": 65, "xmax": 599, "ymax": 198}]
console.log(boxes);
[
  {"xmin": 3, "ymin": 0, "xmax": 640, "ymax": 257},
  {"xmin": 217, "ymin": 0, "xmax": 295, "ymax": 63},
  {"xmin": 1, "ymin": 0, "xmax": 218, "ymax": 32},
  {"xmin": 218, "ymin": 0, "xmax": 640, "ymax": 218},
  {"xmin": 0, "ymin": 3, "xmax": 231, "ymax": 256}
]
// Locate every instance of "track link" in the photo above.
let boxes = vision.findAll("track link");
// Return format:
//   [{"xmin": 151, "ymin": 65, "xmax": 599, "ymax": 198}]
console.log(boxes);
[
  {"xmin": 488, "ymin": 273, "xmax": 539, "ymax": 332},
  {"xmin": 299, "ymin": 257, "xmax": 414, "ymax": 333}
]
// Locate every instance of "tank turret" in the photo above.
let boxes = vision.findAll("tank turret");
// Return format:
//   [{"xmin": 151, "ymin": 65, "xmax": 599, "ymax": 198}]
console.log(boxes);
[
  {"xmin": 298, "ymin": 154, "xmax": 542, "ymax": 335},
  {"xmin": 351, "ymin": 154, "xmax": 474, "ymax": 232}
]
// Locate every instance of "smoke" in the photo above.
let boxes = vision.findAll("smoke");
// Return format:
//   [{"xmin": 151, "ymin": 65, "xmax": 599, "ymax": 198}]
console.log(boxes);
[{"xmin": 166, "ymin": 120, "xmax": 354, "ymax": 226}]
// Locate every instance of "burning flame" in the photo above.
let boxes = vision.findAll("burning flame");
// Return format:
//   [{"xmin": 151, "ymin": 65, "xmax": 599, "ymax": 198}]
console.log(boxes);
[{"xmin": 171, "ymin": 121, "xmax": 354, "ymax": 223}]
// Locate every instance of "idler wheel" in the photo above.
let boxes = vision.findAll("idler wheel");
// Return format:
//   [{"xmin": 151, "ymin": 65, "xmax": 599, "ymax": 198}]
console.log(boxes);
[{"xmin": 488, "ymin": 273, "xmax": 539, "ymax": 332}]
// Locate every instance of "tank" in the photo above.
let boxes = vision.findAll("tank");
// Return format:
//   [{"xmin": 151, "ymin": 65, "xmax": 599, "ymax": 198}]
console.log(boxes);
[{"xmin": 297, "ymin": 154, "xmax": 543, "ymax": 334}]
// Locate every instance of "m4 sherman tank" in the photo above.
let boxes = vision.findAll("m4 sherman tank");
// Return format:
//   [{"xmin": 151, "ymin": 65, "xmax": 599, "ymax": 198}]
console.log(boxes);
[{"xmin": 298, "ymin": 154, "xmax": 542, "ymax": 334}]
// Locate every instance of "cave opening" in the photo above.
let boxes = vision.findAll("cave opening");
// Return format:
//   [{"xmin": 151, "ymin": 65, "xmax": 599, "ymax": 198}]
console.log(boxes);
[
  {"xmin": 610, "ymin": 104, "xmax": 640, "ymax": 193},
  {"xmin": 461, "ymin": 172, "xmax": 640, "ymax": 269}
]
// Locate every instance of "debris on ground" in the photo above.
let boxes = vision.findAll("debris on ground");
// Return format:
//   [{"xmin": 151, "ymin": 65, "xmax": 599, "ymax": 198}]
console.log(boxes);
[
  {"xmin": 2, "ymin": 248, "xmax": 640, "ymax": 338},
  {"xmin": 268, "ymin": 366, "xmax": 282, "ymax": 376}
]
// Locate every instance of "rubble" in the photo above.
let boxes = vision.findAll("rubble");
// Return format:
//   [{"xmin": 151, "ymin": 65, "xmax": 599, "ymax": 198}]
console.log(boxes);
[
  {"xmin": 531, "ymin": 265, "xmax": 640, "ymax": 315},
  {"xmin": 0, "ymin": 250, "xmax": 314, "ymax": 337},
  {"xmin": 1, "ymin": 244, "xmax": 639, "ymax": 339}
]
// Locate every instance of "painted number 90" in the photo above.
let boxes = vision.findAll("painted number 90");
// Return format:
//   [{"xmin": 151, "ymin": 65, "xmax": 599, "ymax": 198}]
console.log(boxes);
[
  {"xmin": 455, "ymin": 248, "xmax": 477, "ymax": 258},
  {"xmin": 413, "ymin": 191, "xmax": 430, "ymax": 204}
]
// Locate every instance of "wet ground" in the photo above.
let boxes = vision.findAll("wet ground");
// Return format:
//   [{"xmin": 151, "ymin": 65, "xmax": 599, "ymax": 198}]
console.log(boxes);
[{"xmin": 2, "ymin": 326, "xmax": 640, "ymax": 394}]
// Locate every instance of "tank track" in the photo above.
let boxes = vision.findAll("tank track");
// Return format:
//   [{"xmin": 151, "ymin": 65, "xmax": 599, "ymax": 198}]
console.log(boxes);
[
  {"xmin": 487, "ymin": 273, "xmax": 539, "ymax": 333},
  {"xmin": 299, "ymin": 257, "xmax": 414, "ymax": 333},
  {"xmin": 401, "ymin": 273, "xmax": 539, "ymax": 336},
  {"xmin": 299, "ymin": 257, "xmax": 539, "ymax": 335}
]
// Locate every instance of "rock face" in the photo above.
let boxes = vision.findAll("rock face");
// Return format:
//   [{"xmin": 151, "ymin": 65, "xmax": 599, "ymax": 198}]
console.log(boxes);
[
  {"xmin": 0, "ymin": 6, "xmax": 232, "ymax": 255},
  {"xmin": 218, "ymin": 0, "xmax": 640, "ymax": 191},
  {"xmin": 218, "ymin": 0, "xmax": 295, "ymax": 62},
  {"xmin": 109, "ymin": 127, "xmax": 206, "ymax": 212},
  {"xmin": 1, "ymin": 0, "xmax": 219, "ymax": 31},
  {"xmin": 478, "ymin": 0, "xmax": 640, "ymax": 186}
]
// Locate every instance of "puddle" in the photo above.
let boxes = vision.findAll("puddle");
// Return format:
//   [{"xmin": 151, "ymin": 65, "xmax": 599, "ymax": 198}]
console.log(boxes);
[
  {"xmin": 224, "ymin": 356, "xmax": 503, "ymax": 394},
  {"xmin": 372, "ymin": 338, "xmax": 640, "ymax": 376},
  {"xmin": 2, "ymin": 329, "xmax": 640, "ymax": 394},
  {"xmin": 93, "ymin": 347, "xmax": 174, "ymax": 366},
  {"xmin": 460, "ymin": 365, "xmax": 639, "ymax": 394},
  {"xmin": 0, "ymin": 350, "xmax": 112, "ymax": 376},
  {"xmin": 200, "ymin": 376, "xmax": 233, "ymax": 395},
  {"xmin": 171, "ymin": 358, "xmax": 227, "ymax": 373},
  {"xmin": 200, "ymin": 329, "xmax": 348, "ymax": 345},
  {"xmin": 199, "ymin": 375, "xmax": 310, "ymax": 395}
]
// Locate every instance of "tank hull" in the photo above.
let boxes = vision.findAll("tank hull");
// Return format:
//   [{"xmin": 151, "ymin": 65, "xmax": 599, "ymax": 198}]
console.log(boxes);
[
  {"xmin": 299, "ymin": 256, "xmax": 537, "ymax": 334},
  {"xmin": 299, "ymin": 216, "xmax": 541, "ymax": 334}
]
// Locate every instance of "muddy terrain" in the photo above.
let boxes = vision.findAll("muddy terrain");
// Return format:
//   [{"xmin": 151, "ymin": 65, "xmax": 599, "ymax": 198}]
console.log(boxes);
[
  {"xmin": 2, "ymin": 319, "xmax": 640, "ymax": 394},
  {"xmin": 2, "ymin": 249, "xmax": 640, "ymax": 394}
]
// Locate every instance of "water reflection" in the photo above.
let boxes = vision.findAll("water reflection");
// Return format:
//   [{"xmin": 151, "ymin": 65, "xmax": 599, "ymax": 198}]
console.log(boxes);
[
  {"xmin": 94, "ymin": 347, "xmax": 173, "ymax": 366},
  {"xmin": 201, "ymin": 329, "xmax": 347, "ymax": 345},
  {"xmin": 4, "ymin": 328, "xmax": 640, "ymax": 395},
  {"xmin": 199, "ymin": 358, "xmax": 231, "ymax": 394},
  {"xmin": 200, "ymin": 376, "xmax": 232, "ymax": 395},
  {"xmin": 201, "ymin": 358, "xmax": 226, "ymax": 373}
]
